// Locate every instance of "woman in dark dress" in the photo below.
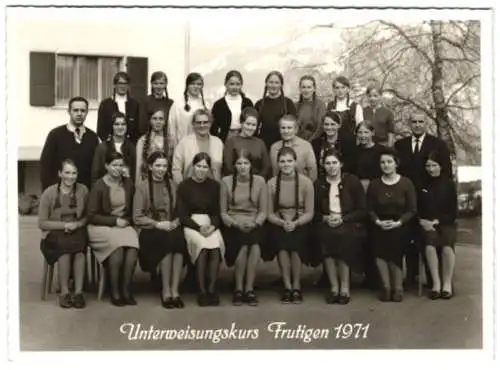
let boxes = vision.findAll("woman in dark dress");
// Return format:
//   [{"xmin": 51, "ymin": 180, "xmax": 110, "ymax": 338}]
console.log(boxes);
[
  {"xmin": 38, "ymin": 159, "xmax": 89, "ymax": 309},
  {"xmin": 266, "ymin": 147, "xmax": 315, "ymax": 304},
  {"xmin": 419, "ymin": 151, "xmax": 458, "ymax": 299},
  {"xmin": 221, "ymin": 149, "xmax": 267, "ymax": 306},
  {"xmin": 255, "ymin": 71, "xmax": 297, "ymax": 149},
  {"xmin": 353, "ymin": 121, "xmax": 385, "ymax": 191},
  {"xmin": 133, "ymin": 152, "xmax": 187, "ymax": 309},
  {"xmin": 91, "ymin": 112, "xmax": 136, "ymax": 185},
  {"xmin": 366, "ymin": 148, "xmax": 417, "ymax": 302},
  {"xmin": 314, "ymin": 149, "xmax": 367, "ymax": 305},
  {"xmin": 311, "ymin": 111, "xmax": 357, "ymax": 178},
  {"xmin": 96, "ymin": 72, "xmax": 141, "ymax": 144},
  {"xmin": 211, "ymin": 70, "xmax": 254, "ymax": 142},
  {"xmin": 138, "ymin": 71, "xmax": 174, "ymax": 137},
  {"xmin": 177, "ymin": 153, "xmax": 225, "ymax": 307}
]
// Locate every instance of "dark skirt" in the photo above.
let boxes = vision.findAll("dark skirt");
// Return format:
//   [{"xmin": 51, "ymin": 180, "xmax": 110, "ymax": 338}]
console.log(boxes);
[
  {"xmin": 370, "ymin": 221, "xmax": 411, "ymax": 269},
  {"xmin": 316, "ymin": 221, "xmax": 366, "ymax": 273},
  {"xmin": 40, "ymin": 228, "xmax": 88, "ymax": 265},
  {"xmin": 262, "ymin": 223, "xmax": 310, "ymax": 262},
  {"xmin": 138, "ymin": 227, "xmax": 187, "ymax": 273},
  {"xmin": 421, "ymin": 224, "xmax": 457, "ymax": 251},
  {"xmin": 222, "ymin": 225, "xmax": 263, "ymax": 267}
]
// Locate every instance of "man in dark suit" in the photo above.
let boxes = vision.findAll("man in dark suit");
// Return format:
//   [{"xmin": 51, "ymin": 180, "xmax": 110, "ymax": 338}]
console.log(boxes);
[{"xmin": 395, "ymin": 112, "xmax": 453, "ymax": 289}]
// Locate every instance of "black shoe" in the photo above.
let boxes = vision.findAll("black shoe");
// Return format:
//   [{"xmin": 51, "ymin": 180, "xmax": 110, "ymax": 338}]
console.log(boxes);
[
  {"xmin": 429, "ymin": 290, "xmax": 441, "ymax": 300},
  {"xmin": 122, "ymin": 294, "xmax": 137, "ymax": 306},
  {"xmin": 337, "ymin": 293, "xmax": 351, "ymax": 305},
  {"xmin": 291, "ymin": 289, "xmax": 303, "ymax": 304},
  {"xmin": 232, "ymin": 290, "xmax": 244, "ymax": 306},
  {"xmin": 172, "ymin": 296, "xmax": 185, "ymax": 309},
  {"xmin": 208, "ymin": 292, "xmax": 220, "ymax": 306},
  {"xmin": 59, "ymin": 293, "xmax": 73, "ymax": 309},
  {"xmin": 72, "ymin": 293, "xmax": 86, "ymax": 309},
  {"xmin": 110, "ymin": 296, "xmax": 126, "ymax": 307},
  {"xmin": 197, "ymin": 293, "xmax": 210, "ymax": 307},
  {"xmin": 392, "ymin": 290, "xmax": 404, "ymax": 302},
  {"xmin": 325, "ymin": 291, "xmax": 338, "ymax": 305},
  {"xmin": 379, "ymin": 288, "xmax": 391, "ymax": 302},
  {"xmin": 161, "ymin": 297, "xmax": 175, "ymax": 309},
  {"xmin": 280, "ymin": 289, "xmax": 292, "ymax": 304},
  {"xmin": 441, "ymin": 290, "xmax": 453, "ymax": 300},
  {"xmin": 245, "ymin": 291, "xmax": 259, "ymax": 306}
]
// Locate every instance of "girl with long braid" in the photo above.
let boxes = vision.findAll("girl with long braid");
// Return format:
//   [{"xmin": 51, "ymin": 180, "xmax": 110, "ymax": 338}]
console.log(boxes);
[
  {"xmin": 96, "ymin": 71, "xmax": 141, "ymax": 144},
  {"xmin": 255, "ymin": 71, "xmax": 296, "ymax": 149},
  {"xmin": 295, "ymin": 75, "xmax": 327, "ymax": 141},
  {"xmin": 168, "ymin": 72, "xmax": 208, "ymax": 147},
  {"xmin": 91, "ymin": 112, "xmax": 136, "ymax": 185},
  {"xmin": 266, "ymin": 147, "xmax": 315, "ymax": 304},
  {"xmin": 220, "ymin": 149, "xmax": 267, "ymax": 306},
  {"xmin": 38, "ymin": 159, "xmax": 89, "ymax": 309},
  {"xmin": 133, "ymin": 152, "xmax": 187, "ymax": 309},
  {"xmin": 135, "ymin": 108, "xmax": 175, "ymax": 186},
  {"xmin": 138, "ymin": 71, "xmax": 174, "ymax": 137}
]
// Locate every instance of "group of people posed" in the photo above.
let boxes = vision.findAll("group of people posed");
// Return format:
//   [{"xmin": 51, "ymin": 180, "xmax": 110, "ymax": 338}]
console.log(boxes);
[{"xmin": 38, "ymin": 69, "xmax": 458, "ymax": 310}]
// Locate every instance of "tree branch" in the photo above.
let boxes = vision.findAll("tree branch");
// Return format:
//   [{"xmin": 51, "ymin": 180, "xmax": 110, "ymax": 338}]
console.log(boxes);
[
  {"xmin": 383, "ymin": 88, "xmax": 435, "ymax": 119},
  {"xmin": 447, "ymin": 104, "xmax": 481, "ymax": 111},
  {"xmin": 444, "ymin": 73, "xmax": 480, "ymax": 106}
]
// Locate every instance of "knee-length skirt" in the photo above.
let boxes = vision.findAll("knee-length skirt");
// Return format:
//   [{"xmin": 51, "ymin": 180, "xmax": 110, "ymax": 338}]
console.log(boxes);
[
  {"xmin": 88, "ymin": 225, "xmax": 139, "ymax": 263},
  {"xmin": 371, "ymin": 222, "xmax": 411, "ymax": 269},
  {"xmin": 222, "ymin": 225, "xmax": 263, "ymax": 267},
  {"xmin": 40, "ymin": 228, "xmax": 88, "ymax": 265},
  {"xmin": 184, "ymin": 214, "xmax": 225, "ymax": 264},
  {"xmin": 262, "ymin": 222, "xmax": 310, "ymax": 262},
  {"xmin": 421, "ymin": 224, "xmax": 457, "ymax": 251},
  {"xmin": 316, "ymin": 221, "xmax": 366, "ymax": 273},
  {"xmin": 138, "ymin": 227, "xmax": 188, "ymax": 273}
]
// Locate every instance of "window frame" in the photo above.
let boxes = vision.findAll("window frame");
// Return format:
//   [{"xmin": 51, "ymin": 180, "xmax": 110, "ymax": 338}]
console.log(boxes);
[{"xmin": 54, "ymin": 53, "xmax": 125, "ymax": 110}]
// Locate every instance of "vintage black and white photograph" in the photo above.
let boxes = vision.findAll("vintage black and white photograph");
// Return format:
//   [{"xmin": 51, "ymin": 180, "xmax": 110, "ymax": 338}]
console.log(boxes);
[{"xmin": 4, "ymin": 4, "xmax": 493, "ymax": 356}]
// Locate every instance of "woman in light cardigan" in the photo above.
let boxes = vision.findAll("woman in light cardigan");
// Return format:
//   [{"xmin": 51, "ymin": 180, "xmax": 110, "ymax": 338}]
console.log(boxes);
[
  {"xmin": 171, "ymin": 108, "xmax": 224, "ymax": 185},
  {"xmin": 38, "ymin": 159, "xmax": 89, "ymax": 309}
]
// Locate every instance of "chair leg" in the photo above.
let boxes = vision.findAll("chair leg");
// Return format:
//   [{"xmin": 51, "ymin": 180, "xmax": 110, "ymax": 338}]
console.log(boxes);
[
  {"xmin": 41, "ymin": 260, "xmax": 49, "ymax": 301},
  {"xmin": 418, "ymin": 253, "xmax": 424, "ymax": 297},
  {"xmin": 47, "ymin": 263, "xmax": 55, "ymax": 294},
  {"xmin": 91, "ymin": 251, "xmax": 97, "ymax": 290},
  {"xmin": 98, "ymin": 263, "xmax": 105, "ymax": 301}
]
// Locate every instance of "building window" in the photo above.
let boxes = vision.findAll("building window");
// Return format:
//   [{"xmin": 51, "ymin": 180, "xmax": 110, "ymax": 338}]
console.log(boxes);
[{"xmin": 55, "ymin": 54, "xmax": 123, "ymax": 106}]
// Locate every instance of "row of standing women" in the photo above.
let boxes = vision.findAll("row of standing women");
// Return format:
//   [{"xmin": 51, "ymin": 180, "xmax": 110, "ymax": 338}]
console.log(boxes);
[{"xmin": 38, "ymin": 69, "xmax": 457, "ymax": 310}]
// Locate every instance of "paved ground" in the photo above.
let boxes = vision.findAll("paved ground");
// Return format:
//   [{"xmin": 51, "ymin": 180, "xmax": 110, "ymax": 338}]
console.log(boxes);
[{"xmin": 17, "ymin": 216, "xmax": 482, "ymax": 350}]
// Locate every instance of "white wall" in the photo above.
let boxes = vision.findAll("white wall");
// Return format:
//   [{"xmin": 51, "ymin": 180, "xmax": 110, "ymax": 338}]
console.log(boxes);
[{"xmin": 7, "ymin": 8, "xmax": 189, "ymax": 160}]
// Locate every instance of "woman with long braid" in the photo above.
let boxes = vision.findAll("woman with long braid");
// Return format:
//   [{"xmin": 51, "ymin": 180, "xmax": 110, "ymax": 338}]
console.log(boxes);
[
  {"xmin": 133, "ymin": 152, "xmax": 187, "ymax": 309},
  {"xmin": 266, "ymin": 147, "xmax": 315, "ymax": 304},
  {"xmin": 220, "ymin": 149, "xmax": 267, "ymax": 306},
  {"xmin": 168, "ymin": 72, "xmax": 208, "ymax": 147},
  {"xmin": 255, "ymin": 71, "xmax": 296, "ymax": 149},
  {"xmin": 38, "ymin": 159, "xmax": 89, "ymax": 309},
  {"xmin": 96, "ymin": 71, "xmax": 141, "ymax": 144}
]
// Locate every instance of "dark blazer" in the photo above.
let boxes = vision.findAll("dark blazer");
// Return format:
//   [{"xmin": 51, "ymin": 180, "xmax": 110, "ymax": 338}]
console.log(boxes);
[
  {"xmin": 418, "ymin": 176, "xmax": 458, "ymax": 225},
  {"xmin": 87, "ymin": 177, "xmax": 134, "ymax": 226},
  {"xmin": 311, "ymin": 133, "xmax": 357, "ymax": 176},
  {"xmin": 96, "ymin": 96, "xmax": 141, "ymax": 144},
  {"xmin": 91, "ymin": 140, "xmax": 137, "ymax": 185},
  {"xmin": 210, "ymin": 95, "xmax": 254, "ymax": 142},
  {"xmin": 313, "ymin": 173, "xmax": 367, "ymax": 223},
  {"xmin": 394, "ymin": 134, "xmax": 452, "ymax": 191}
]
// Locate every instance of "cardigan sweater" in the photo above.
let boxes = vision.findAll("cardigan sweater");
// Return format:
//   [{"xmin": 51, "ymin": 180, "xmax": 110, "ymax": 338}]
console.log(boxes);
[
  {"xmin": 222, "ymin": 135, "xmax": 270, "ymax": 178},
  {"xmin": 255, "ymin": 96, "xmax": 297, "ymax": 149},
  {"xmin": 418, "ymin": 176, "xmax": 458, "ymax": 225},
  {"xmin": 87, "ymin": 177, "xmax": 134, "ymax": 226},
  {"xmin": 91, "ymin": 139, "xmax": 137, "ymax": 185},
  {"xmin": 138, "ymin": 95, "xmax": 174, "ymax": 137},
  {"xmin": 96, "ymin": 96, "xmax": 141, "ymax": 144},
  {"xmin": 168, "ymin": 96, "xmax": 208, "ymax": 147},
  {"xmin": 133, "ymin": 178, "xmax": 178, "ymax": 229},
  {"xmin": 40, "ymin": 124, "xmax": 99, "ymax": 191},
  {"xmin": 210, "ymin": 95, "xmax": 254, "ymax": 142},
  {"xmin": 311, "ymin": 133, "xmax": 357, "ymax": 176},
  {"xmin": 270, "ymin": 137, "xmax": 318, "ymax": 182},
  {"xmin": 38, "ymin": 183, "xmax": 89, "ymax": 238},
  {"xmin": 313, "ymin": 173, "xmax": 366, "ymax": 222}
]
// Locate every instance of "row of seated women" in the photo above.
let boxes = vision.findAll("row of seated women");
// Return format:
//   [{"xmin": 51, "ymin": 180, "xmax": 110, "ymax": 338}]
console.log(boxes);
[{"xmin": 38, "ymin": 127, "xmax": 457, "ymax": 309}]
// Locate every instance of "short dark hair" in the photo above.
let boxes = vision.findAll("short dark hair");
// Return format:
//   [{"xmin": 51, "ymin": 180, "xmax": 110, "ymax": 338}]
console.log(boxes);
[
  {"xmin": 113, "ymin": 71, "xmax": 130, "ymax": 84},
  {"xmin": 322, "ymin": 148, "xmax": 343, "ymax": 166},
  {"xmin": 378, "ymin": 147, "xmax": 400, "ymax": 165},
  {"xmin": 68, "ymin": 96, "xmax": 89, "ymax": 110},
  {"xmin": 105, "ymin": 150, "xmax": 124, "ymax": 165}
]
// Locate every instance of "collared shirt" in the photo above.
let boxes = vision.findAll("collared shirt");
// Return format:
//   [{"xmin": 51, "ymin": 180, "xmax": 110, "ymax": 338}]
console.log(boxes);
[
  {"xmin": 412, "ymin": 133, "xmax": 426, "ymax": 153},
  {"xmin": 66, "ymin": 122, "xmax": 87, "ymax": 144},
  {"xmin": 115, "ymin": 94, "xmax": 127, "ymax": 114}
]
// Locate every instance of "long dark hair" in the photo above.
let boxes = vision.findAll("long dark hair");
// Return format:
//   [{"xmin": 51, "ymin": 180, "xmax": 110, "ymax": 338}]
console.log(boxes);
[
  {"xmin": 192, "ymin": 152, "xmax": 212, "ymax": 168},
  {"xmin": 297, "ymin": 75, "xmax": 318, "ymax": 108},
  {"xmin": 258, "ymin": 71, "xmax": 287, "ymax": 132},
  {"xmin": 332, "ymin": 75, "xmax": 351, "ymax": 109},
  {"xmin": 142, "ymin": 108, "xmax": 170, "ymax": 177},
  {"xmin": 231, "ymin": 149, "xmax": 254, "ymax": 206},
  {"xmin": 150, "ymin": 71, "xmax": 169, "ymax": 100},
  {"xmin": 274, "ymin": 146, "xmax": 299, "ymax": 221},
  {"xmin": 224, "ymin": 70, "xmax": 246, "ymax": 98},
  {"xmin": 54, "ymin": 159, "xmax": 78, "ymax": 209},
  {"xmin": 147, "ymin": 151, "xmax": 173, "ymax": 220},
  {"xmin": 184, "ymin": 72, "xmax": 206, "ymax": 112}
]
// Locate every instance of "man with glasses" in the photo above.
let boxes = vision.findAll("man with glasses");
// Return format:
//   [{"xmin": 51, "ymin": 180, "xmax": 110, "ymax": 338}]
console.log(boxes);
[{"xmin": 394, "ymin": 112, "xmax": 452, "ymax": 289}]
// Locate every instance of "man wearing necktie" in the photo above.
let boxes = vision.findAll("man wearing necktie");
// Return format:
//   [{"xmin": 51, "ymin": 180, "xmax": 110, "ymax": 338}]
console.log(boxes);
[{"xmin": 394, "ymin": 112, "xmax": 453, "ymax": 289}]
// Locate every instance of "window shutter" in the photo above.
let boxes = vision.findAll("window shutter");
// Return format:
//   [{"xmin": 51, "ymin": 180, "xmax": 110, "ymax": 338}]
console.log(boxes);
[
  {"xmin": 29, "ymin": 52, "xmax": 55, "ymax": 107},
  {"xmin": 127, "ymin": 57, "xmax": 148, "ymax": 101}
]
